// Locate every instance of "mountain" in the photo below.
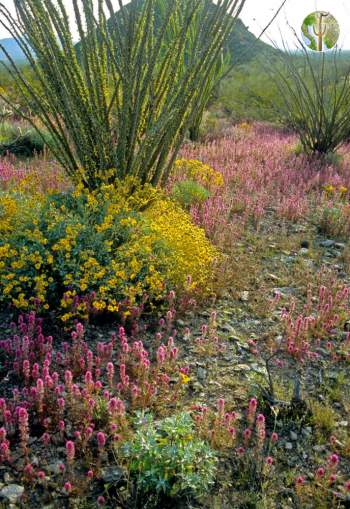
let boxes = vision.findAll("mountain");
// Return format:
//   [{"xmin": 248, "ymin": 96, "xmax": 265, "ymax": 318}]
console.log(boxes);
[
  {"xmin": 105, "ymin": 0, "xmax": 279, "ymax": 64},
  {"xmin": 1, "ymin": 2, "xmax": 278, "ymax": 66},
  {"xmin": 228, "ymin": 18, "xmax": 279, "ymax": 64},
  {"xmin": 0, "ymin": 38, "xmax": 27, "ymax": 63}
]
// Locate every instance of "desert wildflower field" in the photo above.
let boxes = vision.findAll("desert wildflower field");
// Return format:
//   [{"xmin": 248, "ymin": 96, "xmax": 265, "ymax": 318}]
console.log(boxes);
[{"xmin": 0, "ymin": 1, "xmax": 350, "ymax": 508}]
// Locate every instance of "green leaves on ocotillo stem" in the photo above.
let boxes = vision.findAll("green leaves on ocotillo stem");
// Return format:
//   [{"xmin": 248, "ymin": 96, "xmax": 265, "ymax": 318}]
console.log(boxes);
[{"xmin": 0, "ymin": 0, "xmax": 246, "ymax": 189}]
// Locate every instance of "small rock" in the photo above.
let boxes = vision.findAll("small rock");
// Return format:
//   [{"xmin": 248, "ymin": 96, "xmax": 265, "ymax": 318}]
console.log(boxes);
[
  {"xmin": 339, "ymin": 421, "xmax": 348, "ymax": 427},
  {"xmin": 344, "ymin": 322, "xmax": 350, "ymax": 332},
  {"xmin": 320, "ymin": 239, "xmax": 335, "ymax": 248},
  {"xmin": 47, "ymin": 461, "xmax": 63, "ymax": 475},
  {"xmin": 239, "ymin": 291, "xmax": 249, "ymax": 302},
  {"xmin": 290, "ymin": 431, "xmax": 298, "ymax": 441},
  {"xmin": 285, "ymin": 256, "xmax": 295, "ymax": 263},
  {"xmin": 3, "ymin": 473, "xmax": 13, "ymax": 484},
  {"xmin": 233, "ymin": 364, "xmax": 251, "ymax": 371},
  {"xmin": 101, "ymin": 466, "xmax": 123, "ymax": 484},
  {"xmin": 313, "ymin": 445, "xmax": 326, "ymax": 452},
  {"xmin": 219, "ymin": 323, "xmax": 234, "ymax": 333},
  {"xmin": 228, "ymin": 334, "xmax": 243, "ymax": 342},
  {"xmin": 274, "ymin": 287, "xmax": 296, "ymax": 296},
  {"xmin": 335, "ymin": 242, "xmax": 346, "ymax": 249},
  {"xmin": 197, "ymin": 367, "xmax": 207, "ymax": 382},
  {"xmin": 285, "ymin": 442, "xmax": 293, "ymax": 450},
  {"xmin": 302, "ymin": 427, "xmax": 312, "ymax": 437},
  {"xmin": 0, "ymin": 484, "xmax": 24, "ymax": 504}
]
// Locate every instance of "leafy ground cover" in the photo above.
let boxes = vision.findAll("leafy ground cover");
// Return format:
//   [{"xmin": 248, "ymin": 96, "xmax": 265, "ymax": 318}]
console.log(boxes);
[{"xmin": 0, "ymin": 123, "xmax": 350, "ymax": 508}]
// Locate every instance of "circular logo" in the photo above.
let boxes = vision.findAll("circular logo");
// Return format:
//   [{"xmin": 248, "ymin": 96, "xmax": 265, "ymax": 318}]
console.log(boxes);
[{"xmin": 301, "ymin": 11, "xmax": 340, "ymax": 51}]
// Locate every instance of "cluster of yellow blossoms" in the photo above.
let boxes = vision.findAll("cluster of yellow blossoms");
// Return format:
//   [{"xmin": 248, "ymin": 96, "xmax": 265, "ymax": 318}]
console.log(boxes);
[
  {"xmin": 174, "ymin": 159, "xmax": 224, "ymax": 189},
  {"xmin": 323, "ymin": 184, "xmax": 348, "ymax": 197},
  {"xmin": 0, "ymin": 176, "xmax": 217, "ymax": 321}
]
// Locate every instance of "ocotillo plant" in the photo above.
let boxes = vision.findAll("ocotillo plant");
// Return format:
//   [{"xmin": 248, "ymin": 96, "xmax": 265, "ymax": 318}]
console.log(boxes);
[
  {"xmin": 269, "ymin": 40, "xmax": 350, "ymax": 156},
  {"xmin": 188, "ymin": 55, "xmax": 228, "ymax": 142},
  {"xmin": 0, "ymin": 0, "xmax": 245, "ymax": 189},
  {"xmin": 158, "ymin": 0, "xmax": 230, "ymax": 142},
  {"xmin": 313, "ymin": 12, "xmax": 328, "ymax": 52}
]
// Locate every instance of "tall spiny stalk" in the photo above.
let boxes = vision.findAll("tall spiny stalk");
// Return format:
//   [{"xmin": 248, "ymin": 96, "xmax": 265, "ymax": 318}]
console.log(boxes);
[{"xmin": 0, "ymin": 0, "xmax": 245, "ymax": 189}]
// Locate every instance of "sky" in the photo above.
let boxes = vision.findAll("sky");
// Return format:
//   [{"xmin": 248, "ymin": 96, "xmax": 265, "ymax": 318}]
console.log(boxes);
[{"xmin": 1, "ymin": 0, "xmax": 350, "ymax": 50}]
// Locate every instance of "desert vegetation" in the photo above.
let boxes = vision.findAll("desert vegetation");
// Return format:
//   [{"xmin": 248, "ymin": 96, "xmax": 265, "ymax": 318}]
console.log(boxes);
[{"xmin": 0, "ymin": 1, "xmax": 350, "ymax": 508}]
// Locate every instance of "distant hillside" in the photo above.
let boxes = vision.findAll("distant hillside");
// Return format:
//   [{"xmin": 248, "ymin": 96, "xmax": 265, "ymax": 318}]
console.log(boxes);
[
  {"xmin": 0, "ymin": 38, "xmax": 27, "ymax": 63},
  {"xmin": 227, "ymin": 18, "xmax": 278, "ymax": 64},
  {"xmin": 1, "ymin": 3, "xmax": 278, "ymax": 66},
  {"xmin": 76, "ymin": 1, "xmax": 278, "ymax": 65}
]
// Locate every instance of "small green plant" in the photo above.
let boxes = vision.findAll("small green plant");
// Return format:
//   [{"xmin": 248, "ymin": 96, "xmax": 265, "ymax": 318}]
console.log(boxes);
[
  {"xmin": 310, "ymin": 400, "xmax": 336, "ymax": 435},
  {"xmin": 316, "ymin": 185, "xmax": 350, "ymax": 239},
  {"xmin": 171, "ymin": 179, "xmax": 210, "ymax": 208},
  {"xmin": 122, "ymin": 412, "xmax": 217, "ymax": 499}
]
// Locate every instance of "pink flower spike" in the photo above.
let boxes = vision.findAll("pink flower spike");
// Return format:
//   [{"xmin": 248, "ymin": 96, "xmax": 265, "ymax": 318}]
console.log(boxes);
[
  {"xmin": 217, "ymin": 398, "xmax": 225, "ymax": 415},
  {"xmin": 329, "ymin": 474, "xmax": 337, "ymax": 484},
  {"xmin": 256, "ymin": 414, "xmax": 265, "ymax": 423},
  {"xmin": 64, "ymin": 481, "xmax": 72, "ymax": 494},
  {"xmin": 295, "ymin": 476, "xmax": 305, "ymax": 486},
  {"xmin": 328, "ymin": 453, "xmax": 339, "ymax": 467},
  {"xmin": 249, "ymin": 398, "xmax": 257, "ymax": 409},
  {"xmin": 97, "ymin": 496, "xmax": 106, "ymax": 506},
  {"xmin": 97, "ymin": 431, "xmax": 106, "ymax": 449},
  {"xmin": 316, "ymin": 467, "xmax": 325, "ymax": 478},
  {"xmin": 65, "ymin": 440, "xmax": 75, "ymax": 463}
]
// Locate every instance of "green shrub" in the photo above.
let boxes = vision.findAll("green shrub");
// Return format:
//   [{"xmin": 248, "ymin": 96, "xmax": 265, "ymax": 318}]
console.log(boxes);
[
  {"xmin": 123, "ymin": 412, "xmax": 217, "ymax": 498},
  {"xmin": 171, "ymin": 179, "xmax": 210, "ymax": 208}
]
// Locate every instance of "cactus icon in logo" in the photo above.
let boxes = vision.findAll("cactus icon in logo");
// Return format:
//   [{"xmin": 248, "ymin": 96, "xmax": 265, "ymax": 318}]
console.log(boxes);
[{"xmin": 301, "ymin": 11, "xmax": 340, "ymax": 51}]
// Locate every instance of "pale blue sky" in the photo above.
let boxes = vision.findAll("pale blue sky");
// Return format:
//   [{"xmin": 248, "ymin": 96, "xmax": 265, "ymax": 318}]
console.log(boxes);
[{"xmin": 1, "ymin": 0, "xmax": 350, "ymax": 49}]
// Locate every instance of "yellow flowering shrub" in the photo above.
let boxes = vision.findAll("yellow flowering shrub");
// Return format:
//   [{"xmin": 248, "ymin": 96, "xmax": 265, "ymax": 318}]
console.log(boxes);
[
  {"xmin": 0, "ymin": 191, "xmax": 43, "ymax": 234},
  {"xmin": 144, "ymin": 198, "xmax": 218, "ymax": 291},
  {"xmin": 174, "ymin": 159, "xmax": 224, "ymax": 189},
  {"xmin": 0, "ymin": 178, "xmax": 217, "ymax": 320}
]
